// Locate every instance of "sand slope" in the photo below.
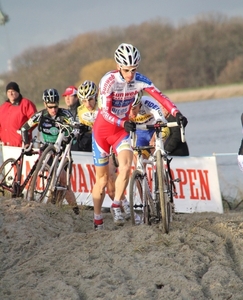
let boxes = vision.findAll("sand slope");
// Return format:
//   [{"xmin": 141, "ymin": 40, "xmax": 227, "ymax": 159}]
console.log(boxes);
[{"xmin": 1, "ymin": 198, "xmax": 243, "ymax": 300}]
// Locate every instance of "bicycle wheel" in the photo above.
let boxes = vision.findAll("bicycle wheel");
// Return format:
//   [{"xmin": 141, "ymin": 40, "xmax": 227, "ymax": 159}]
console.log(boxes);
[
  {"xmin": 156, "ymin": 151, "xmax": 170, "ymax": 233},
  {"xmin": 28, "ymin": 145, "xmax": 56, "ymax": 202},
  {"xmin": 50, "ymin": 158, "xmax": 70, "ymax": 206},
  {"xmin": 129, "ymin": 170, "xmax": 149, "ymax": 225},
  {"xmin": 165, "ymin": 169, "xmax": 174, "ymax": 223},
  {"xmin": 0, "ymin": 158, "xmax": 19, "ymax": 198}
]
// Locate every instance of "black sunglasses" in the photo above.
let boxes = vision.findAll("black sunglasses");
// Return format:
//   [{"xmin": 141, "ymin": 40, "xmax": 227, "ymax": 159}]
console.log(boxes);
[{"xmin": 47, "ymin": 105, "xmax": 58, "ymax": 109}]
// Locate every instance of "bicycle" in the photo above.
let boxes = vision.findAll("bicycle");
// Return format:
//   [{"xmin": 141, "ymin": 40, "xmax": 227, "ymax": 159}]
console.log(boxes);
[
  {"xmin": 0, "ymin": 137, "xmax": 45, "ymax": 199},
  {"xmin": 27, "ymin": 119, "xmax": 80, "ymax": 205},
  {"xmin": 129, "ymin": 121, "xmax": 184, "ymax": 233}
]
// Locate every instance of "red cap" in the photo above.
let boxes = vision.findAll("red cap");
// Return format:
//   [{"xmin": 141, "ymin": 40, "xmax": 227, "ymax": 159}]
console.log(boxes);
[{"xmin": 62, "ymin": 86, "xmax": 77, "ymax": 96}]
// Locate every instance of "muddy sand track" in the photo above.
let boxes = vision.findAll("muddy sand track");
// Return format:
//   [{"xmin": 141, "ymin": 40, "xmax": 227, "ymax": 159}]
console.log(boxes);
[{"xmin": 1, "ymin": 198, "xmax": 243, "ymax": 300}]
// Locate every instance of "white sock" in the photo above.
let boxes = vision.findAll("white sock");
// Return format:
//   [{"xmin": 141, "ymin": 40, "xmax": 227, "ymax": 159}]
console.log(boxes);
[{"xmin": 94, "ymin": 214, "xmax": 103, "ymax": 220}]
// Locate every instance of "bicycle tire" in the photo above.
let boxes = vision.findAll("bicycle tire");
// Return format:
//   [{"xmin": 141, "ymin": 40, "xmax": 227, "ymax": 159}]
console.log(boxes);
[
  {"xmin": 144, "ymin": 187, "xmax": 152, "ymax": 225},
  {"xmin": 129, "ymin": 170, "xmax": 148, "ymax": 225},
  {"xmin": 156, "ymin": 151, "xmax": 170, "ymax": 234},
  {"xmin": 164, "ymin": 169, "xmax": 173, "ymax": 224},
  {"xmin": 0, "ymin": 158, "xmax": 19, "ymax": 198},
  {"xmin": 153, "ymin": 170, "xmax": 161, "ymax": 220},
  {"xmin": 111, "ymin": 151, "xmax": 119, "ymax": 168},
  {"xmin": 50, "ymin": 158, "xmax": 70, "ymax": 206},
  {"xmin": 28, "ymin": 145, "xmax": 56, "ymax": 202}
]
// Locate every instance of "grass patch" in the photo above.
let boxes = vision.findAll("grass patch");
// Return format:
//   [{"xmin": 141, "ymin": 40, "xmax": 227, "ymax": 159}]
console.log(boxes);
[{"xmin": 165, "ymin": 82, "xmax": 243, "ymax": 103}]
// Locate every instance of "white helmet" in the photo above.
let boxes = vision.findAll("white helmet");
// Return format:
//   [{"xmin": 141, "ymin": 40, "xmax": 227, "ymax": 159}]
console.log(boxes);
[
  {"xmin": 132, "ymin": 90, "xmax": 143, "ymax": 107},
  {"xmin": 114, "ymin": 43, "xmax": 141, "ymax": 67}
]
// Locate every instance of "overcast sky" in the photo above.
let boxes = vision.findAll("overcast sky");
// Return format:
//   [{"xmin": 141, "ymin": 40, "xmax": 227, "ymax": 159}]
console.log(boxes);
[{"xmin": 0, "ymin": 0, "xmax": 243, "ymax": 74}]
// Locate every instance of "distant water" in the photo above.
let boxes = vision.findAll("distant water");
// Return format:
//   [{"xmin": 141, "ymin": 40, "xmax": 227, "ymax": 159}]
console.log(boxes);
[{"xmin": 177, "ymin": 96, "xmax": 243, "ymax": 201}]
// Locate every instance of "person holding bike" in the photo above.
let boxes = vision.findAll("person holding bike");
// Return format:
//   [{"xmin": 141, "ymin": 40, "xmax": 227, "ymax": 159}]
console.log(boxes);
[
  {"xmin": 21, "ymin": 88, "xmax": 80, "ymax": 215},
  {"xmin": 92, "ymin": 42, "xmax": 188, "ymax": 230},
  {"xmin": 77, "ymin": 80, "xmax": 130, "ymax": 222},
  {"xmin": 130, "ymin": 91, "xmax": 189, "ymax": 157},
  {"xmin": 129, "ymin": 90, "xmax": 169, "ymax": 159},
  {"xmin": 76, "ymin": 80, "xmax": 98, "ymax": 152}
]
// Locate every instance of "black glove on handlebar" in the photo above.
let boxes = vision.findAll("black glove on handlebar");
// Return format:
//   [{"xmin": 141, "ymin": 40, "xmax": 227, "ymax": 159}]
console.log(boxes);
[
  {"xmin": 79, "ymin": 124, "xmax": 90, "ymax": 133},
  {"xmin": 24, "ymin": 149, "xmax": 33, "ymax": 156},
  {"xmin": 124, "ymin": 121, "xmax": 136, "ymax": 133},
  {"xmin": 176, "ymin": 112, "xmax": 188, "ymax": 127}
]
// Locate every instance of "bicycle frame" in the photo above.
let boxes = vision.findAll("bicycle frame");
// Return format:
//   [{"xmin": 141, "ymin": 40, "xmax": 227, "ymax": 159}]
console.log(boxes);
[
  {"xmin": 48, "ymin": 133, "xmax": 73, "ymax": 196},
  {"xmin": 0, "ymin": 139, "xmax": 43, "ymax": 198},
  {"xmin": 129, "ymin": 132, "xmax": 160, "ymax": 225},
  {"xmin": 130, "ymin": 121, "xmax": 183, "ymax": 232},
  {"xmin": 134, "ymin": 147, "xmax": 158, "ymax": 216},
  {"xmin": 28, "ymin": 120, "xmax": 78, "ymax": 204}
]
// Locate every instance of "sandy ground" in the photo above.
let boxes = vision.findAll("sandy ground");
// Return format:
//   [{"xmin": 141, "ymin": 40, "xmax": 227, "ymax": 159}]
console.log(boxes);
[{"xmin": 1, "ymin": 198, "xmax": 243, "ymax": 300}]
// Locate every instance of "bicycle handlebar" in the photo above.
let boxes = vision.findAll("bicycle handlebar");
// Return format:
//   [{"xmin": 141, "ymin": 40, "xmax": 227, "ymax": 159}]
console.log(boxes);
[
  {"xmin": 44, "ymin": 117, "xmax": 87, "ymax": 138},
  {"xmin": 136, "ymin": 121, "xmax": 186, "ymax": 143},
  {"xmin": 23, "ymin": 136, "xmax": 44, "ymax": 153}
]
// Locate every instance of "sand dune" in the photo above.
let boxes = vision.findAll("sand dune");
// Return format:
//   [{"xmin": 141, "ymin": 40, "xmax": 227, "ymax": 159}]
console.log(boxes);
[{"xmin": 1, "ymin": 198, "xmax": 243, "ymax": 300}]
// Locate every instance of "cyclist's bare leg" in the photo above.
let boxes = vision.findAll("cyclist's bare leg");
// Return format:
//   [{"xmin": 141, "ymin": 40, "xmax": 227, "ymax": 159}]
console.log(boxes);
[
  {"xmin": 60, "ymin": 171, "xmax": 79, "ymax": 213},
  {"xmin": 106, "ymin": 155, "xmax": 118, "ymax": 200},
  {"xmin": 92, "ymin": 164, "xmax": 109, "ymax": 215},
  {"xmin": 65, "ymin": 189, "xmax": 77, "ymax": 207},
  {"xmin": 115, "ymin": 149, "xmax": 133, "ymax": 201}
]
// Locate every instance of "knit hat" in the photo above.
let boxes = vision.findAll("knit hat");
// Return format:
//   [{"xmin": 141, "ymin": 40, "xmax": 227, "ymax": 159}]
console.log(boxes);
[
  {"xmin": 6, "ymin": 82, "xmax": 20, "ymax": 93},
  {"xmin": 62, "ymin": 86, "xmax": 77, "ymax": 96}
]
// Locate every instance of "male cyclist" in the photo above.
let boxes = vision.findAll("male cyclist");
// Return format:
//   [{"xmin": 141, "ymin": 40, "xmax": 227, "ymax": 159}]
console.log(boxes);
[
  {"xmin": 92, "ymin": 43, "xmax": 188, "ymax": 230},
  {"xmin": 21, "ymin": 88, "xmax": 80, "ymax": 215},
  {"xmin": 77, "ymin": 80, "xmax": 99, "ymax": 152},
  {"xmin": 130, "ymin": 91, "xmax": 189, "ymax": 157},
  {"xmin": 77, "ymin": 81, "xmax": 130, "ymax": 222},
  {"xmin": 130, "ymin": 90, "xmax": 169, "ymax": 159}
]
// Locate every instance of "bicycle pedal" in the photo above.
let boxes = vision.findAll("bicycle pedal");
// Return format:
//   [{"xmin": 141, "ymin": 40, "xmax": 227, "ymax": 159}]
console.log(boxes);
[
  {"xmin": 150, "ymin": 217, "xmax": 159, "ymax": 224},
  {"xmin": 173, "ymin": 178, "xmax": 181, "ymax": 182},
  {"xmin": 51, "ymin": 199, "xmax": 56, "ymax": 205}
]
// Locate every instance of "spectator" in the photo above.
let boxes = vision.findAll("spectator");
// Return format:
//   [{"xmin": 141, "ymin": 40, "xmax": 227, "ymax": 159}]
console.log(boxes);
[
  {"xmin": 0, "ymin": 81, "xmax": 37, "ymax": 147},
  {"xmin": 162, "ymin": 107, "xmax": 189, "ymax": 156},
  {"xmin": 62, "ymin": 86, "xmax": 79, "ymax": 122},
  {"xmin": 62, "ymin": 85, "xmax": 82, "ymax": 151}
]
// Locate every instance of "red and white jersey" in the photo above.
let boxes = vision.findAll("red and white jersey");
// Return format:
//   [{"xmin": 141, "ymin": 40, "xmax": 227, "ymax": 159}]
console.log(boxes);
[
  {"xmin": 92, "ymin": 70, "xmax": 180, "ymax": 165},
  {"xmin": 98, "ymin": 69, "xmax": 179, "ymax": 127}
]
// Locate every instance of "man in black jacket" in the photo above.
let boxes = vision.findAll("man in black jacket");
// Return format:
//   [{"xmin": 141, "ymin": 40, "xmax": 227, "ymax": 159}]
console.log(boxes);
[{"xmin": 163, "ymin": 108, "xmax": 189, "ymax": 156}]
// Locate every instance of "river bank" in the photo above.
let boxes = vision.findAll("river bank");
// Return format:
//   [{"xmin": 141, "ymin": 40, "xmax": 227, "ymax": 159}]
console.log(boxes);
[{"xmin": 166, "ymin": 83, "xmax": 243, "ymax": 103}]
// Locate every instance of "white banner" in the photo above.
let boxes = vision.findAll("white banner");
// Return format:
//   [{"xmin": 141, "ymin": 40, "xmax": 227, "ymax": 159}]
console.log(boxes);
[{"xmin": 2, "ymin": 146, "xmax": 223, "ymax": 213}]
